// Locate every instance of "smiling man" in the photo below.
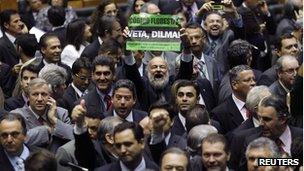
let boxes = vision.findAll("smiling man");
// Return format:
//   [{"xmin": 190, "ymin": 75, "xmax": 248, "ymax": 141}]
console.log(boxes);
[{"xmin": 80, "ymin": 56, "xmax": 116, "ymax": 118}]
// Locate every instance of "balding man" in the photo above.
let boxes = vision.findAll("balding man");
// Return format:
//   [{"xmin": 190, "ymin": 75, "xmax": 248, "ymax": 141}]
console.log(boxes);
[
  {"xmin": 269, "ymin": 55, "xmax": 299, "ymax": 100},
  {"xmin": 122, "ymin": 47, "xmax": 193, "ymax": 111}
]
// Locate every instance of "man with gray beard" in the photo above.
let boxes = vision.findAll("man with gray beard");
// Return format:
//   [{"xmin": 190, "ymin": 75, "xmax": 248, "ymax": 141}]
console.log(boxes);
[{"xmin": 122, "ymin": 51, "xmax": 193, "ymax": 111}]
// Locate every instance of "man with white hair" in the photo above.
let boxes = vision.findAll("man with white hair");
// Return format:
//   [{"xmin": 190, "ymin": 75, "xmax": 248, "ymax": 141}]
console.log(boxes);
[
  {"xmin": 187, "ymin": 124, "xmax": 218, "ymax": 158},
  {"xmin": 122, "ymin": 45, "xmax": 193, "ymax": 111}
]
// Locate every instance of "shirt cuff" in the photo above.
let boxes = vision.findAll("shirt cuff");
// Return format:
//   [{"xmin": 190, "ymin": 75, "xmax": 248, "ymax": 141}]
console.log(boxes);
[
  {"xmin": 123, "ymin": 53, "xmax": 136, "ymax": 65},
  {"xmin": 181, "ymin": 53, "xmax": 193, "ymax": 63},
  {"xmin": 74, "ymin": 124, "xmax": 87, "ymax": 135}
]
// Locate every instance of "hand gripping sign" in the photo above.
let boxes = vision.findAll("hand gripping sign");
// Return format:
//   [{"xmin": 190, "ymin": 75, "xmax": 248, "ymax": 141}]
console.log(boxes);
[{"xmin": 126, "ymin": 14, "xmax": 181, "ymax": 52}]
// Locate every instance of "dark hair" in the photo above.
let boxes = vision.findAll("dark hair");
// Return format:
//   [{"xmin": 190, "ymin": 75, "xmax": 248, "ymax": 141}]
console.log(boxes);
[
  {"xmin": 47, "ymin": 6, "xmax": 65, "ymax": 27},
  {"xmin": 227, "ymin": 39, "xmax": 252, "ymax": 68},
  {"xmin": 186, "ymin": 104, "xmax": 210, "ymax": 131},
  {"xmin": 114, "ymin": 122, "xmax": 144, "ymax": 142},
  {"xmin": 0, "ymin": 113, "xmax": 27, "ymax": 135},
  {"xmin": 113, "ymin": 79, "xmax": 137, "ymax": 100},
  {"xmin": 24, "ymin": 149, "xmax": 57, "ymax": 171},
  {"xmin": 96, "ymin": 16, "xmax": 118, "ymax": 38},
  {"xmin": 160, "ymin": 147, "xmax": 190, "ymax": 168},
  {"xmin": 175, "ymin": 80, "xmax": 200, "ymax": 98},
  {"xmin": 229, "ymin": 65, "xmax": 252, "ymax": 84},
  {"xmin": 15, "ymin": 34, "xmax": 39, "ymax": 57},
  {"xmin": 21, "ymin": 64, "xmax": 40, "ymax": 78},
  {"xmin": 185, "ymin": 22, "xmax": 203, "ymax": 32},
  {"xmin": 39, "ymin": 33, "xmax": 59, "ymax": 49},
  {"xmin": 92, "ymin": 56, "xmax": 115, "ymax": 74},
  {"xmin": 99, "ymin": 38, "xmax": 122, "ymax": 55},
  {"xmin": 149, "ymin": 99, "xmax": 175, "ymax": 120},
  {"xmin": 66, "ymin": 19, "xmax": 86, "ymax": 50},
  {"xmin": 71, "ymin": 57, "xmax": 92, "ymax": 75},
  {"xmin": 203, "ymin": 11, "xmax": 223, "ymax": 21},
  {"xmin": 0, "ymin": 9, "xmax": 18, "ymax": 32},
  {"xmin": 259, "ymin": 95, "xmax": 290, "ymax": 118},
  {"xmin": 202, "ymin": 133, "xmax": 229, "ymax": 154},
  {"xmin": 49, "ymin": 0, "xmax": 68, "ymax": 8},
  {"xmin": 276, "ymin": 33, "xmax": 297, "ymax": 51}
]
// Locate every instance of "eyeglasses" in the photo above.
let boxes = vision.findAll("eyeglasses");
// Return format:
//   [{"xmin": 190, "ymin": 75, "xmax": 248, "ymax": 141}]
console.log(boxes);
[
  {"xmin": 282, "ymin": 68, "xmax": 298, "ymax": 75},
  {"xmin": 0, "ymin": 131, "xmax": 22, "ymax": 139},
  {"xmin": 75, "ymin": 74, "xmax": 91, "ymax": 81}
]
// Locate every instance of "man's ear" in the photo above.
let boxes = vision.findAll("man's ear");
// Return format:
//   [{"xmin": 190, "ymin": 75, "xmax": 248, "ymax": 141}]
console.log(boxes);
[
  {"xmin": 231, "ymin": 80, "xmax": 238, "ymax": 90},
  {"xmin": 105, "ymin": 133, "xmax": 114, "ymax": 144},
  {"xmin": 4, "ymin": 22, "xmax": 10, "ymax": 30},
  {"xmin": 276, "ymin": 49, "xmax": 281, "ymax": 57},
  {"xmin": 41, "ymin": 47, "xmax": 46, "ymax": 55}
]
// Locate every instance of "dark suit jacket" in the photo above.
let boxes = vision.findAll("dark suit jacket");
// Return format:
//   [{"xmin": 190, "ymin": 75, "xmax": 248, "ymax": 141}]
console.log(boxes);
[
  {"xmin": 95, "ymin": 158, "xmax": 159, "ymax": 171},
  {"xmin": 269, "ymin": 80, "xmax": 288, "ymax": 101},
  {"xmin": 0, "ymin": 34, "xmax": 19, "ymax": 67},
  {"xmin": 81, "ymin": 38, "xmax": 100, "ymax": 62},
  {"xmin": 196, "ymin": 77, "xmax": 217, "ymax": 112},
  {"xmin": 0, "ymin": 145, "xmax": 14, "ymax": 171},
  {"xmin": 230, "ymin": 126, "xmax": 303, "ymax": 170},
  {"xmin": 37, "ymin": 60, "xmax": 72, "ymax": 84},
  {"xmin": 80, "ymin": 87, "xmax": 107, "ymax": 119},
  {"xmin": 257, "ymin": 65, "xmax": 277, "ymax": 86},
  {"xmin": 124, "ymin": 55, "xmax": 193, "ymax": 111},
  {"xmin": 211, "ymin": 95, "xmax": 244, "ymax": 135},
  {"xmin": 4, "ymin": 94, "xmax": 26, "ymax": 111},
  {"xmin": 148, "ymin": 133, "xmax": 187, "ymax": 163},
  {"xmin": 0, "ymin": 62, "xmax": 16, "ymax": 98},
  {"xmin": 62, "ymin": 85, "xmax": 80, "ymax": 113},
  {"xmin": 171, "ymin": 115, "xmax": 186, "ymax": 136},
  {"xmin": 103, "ymin": 109, "xmax": 147, "ymax": 123}
]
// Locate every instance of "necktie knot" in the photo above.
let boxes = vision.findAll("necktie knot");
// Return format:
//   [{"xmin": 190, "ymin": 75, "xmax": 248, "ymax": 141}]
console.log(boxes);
[{"xmin": 38, "ymin": 117, "xmax": 44, "ymax": 125}]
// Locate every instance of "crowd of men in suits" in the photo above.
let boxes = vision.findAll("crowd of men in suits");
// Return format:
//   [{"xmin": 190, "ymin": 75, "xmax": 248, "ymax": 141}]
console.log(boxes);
[{"xmin": 0, "ymin": 0, "xmax": 303, "ymax": 170}]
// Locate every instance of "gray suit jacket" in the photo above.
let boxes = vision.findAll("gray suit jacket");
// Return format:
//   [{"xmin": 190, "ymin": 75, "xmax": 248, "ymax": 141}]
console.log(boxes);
[
  {"xmin": 56, "ymin": 140, "xmax": 78, "ymax": 171},
  {"xmin": 11, "ymin": 106, "xmax": 74, "ymax": 150},
  {"xmin": 269, "ymin": 80, "xmax": 288, "ymax": 100}
]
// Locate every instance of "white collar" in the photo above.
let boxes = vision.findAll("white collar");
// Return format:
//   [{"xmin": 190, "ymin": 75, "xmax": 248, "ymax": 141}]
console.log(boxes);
[
  {"xmin": 279, "ymin": 125, "xmax": 292, "ymax": 155},
  {"xmin": 252, "ymin": 117, "xmax": 260, "ymax": 127},
  {"xmin": 29, "ymin": 106, "xmax": 46, "ymax": 120},
  {"xmin": 232, "ymin": 94, "xmax": 245, "ymax": 112},
  {"xmin": 178, "ymin": 113, "xmax": 186, "ymax": 131},
  {"xmin": 5, "ymin": 32, "xmax": 16, "ymax": 45},
  {"xmin": 71, "ymin": 82, "xmax": 84, "ymax": 97},
  {"xmin": 165, "ymin": 132, "xmax": 171, "ymax": 145},
  {"xmin": 119, "ymin": 157, "xmax": 146, "ymax": 171},
  {"xmin": 114, "ymin": 110, "xmax": 133, "ymax": 122},
  {"xmin": 98, "ymin": 37, "xmax": 103, "ymax": 45},
  {"xmin": 278, "ymin": 80, "xmax": 291, "ymax": 93}
]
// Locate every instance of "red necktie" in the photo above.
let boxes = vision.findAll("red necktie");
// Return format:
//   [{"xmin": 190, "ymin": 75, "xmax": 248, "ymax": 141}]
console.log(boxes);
[
  {"xmin": 275, "ymin": 138, "xmax": 286, "ymax": 154},
  {"xmin": 104, "ymin": 95, "xmax": 112, "ymax": 111}
]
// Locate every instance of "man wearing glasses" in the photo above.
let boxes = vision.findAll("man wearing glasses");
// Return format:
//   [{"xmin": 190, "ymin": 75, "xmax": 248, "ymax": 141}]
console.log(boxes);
[
  {"xmin": 62, "ymin": 57, "xmax": 92, "ymax": 113},
  {"xmin": 269, "ymin": 55, "xmax": 299, "ymax": 101},
  {"xmin": 0, "ymin": 113, "xmax": 29, "ymax": 171}
]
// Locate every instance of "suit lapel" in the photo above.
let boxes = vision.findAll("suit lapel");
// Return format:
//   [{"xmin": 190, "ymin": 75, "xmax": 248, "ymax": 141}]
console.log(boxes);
[{"xmin": 228, "ymin": 96, "xmax": 244, "ymax": 127}]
